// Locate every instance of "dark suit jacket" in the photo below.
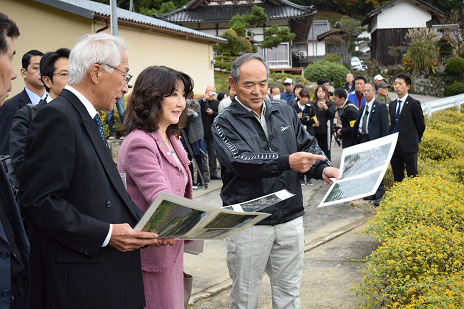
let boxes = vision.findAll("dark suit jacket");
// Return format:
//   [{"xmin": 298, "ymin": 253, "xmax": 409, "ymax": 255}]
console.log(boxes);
[
  {"xmin": 353, "ymin": 100, "xmax": 389, "ymax": 143},
  {"xmin": 339, "ymin": 100, "xmax": 358, "ymax": 148},
  {"xmin": 20, "ymin": 89, "xmax": 145, "ymax": 309},
  {"xmin": 389, "ymin": 95, "xmax": 425, "ymax": 153},
  {"xmin": 199, "ymin": 98, "xmax": 219, "ymax": 141},
  {"xmin": 0, "ymin": 165, "xmax": 29, "ymax": 309},
  {"xmin": 291, "ymin": 102, "xmax": 316, "ymax": 136},
  {"xmin": 0, "ymin": 89, "xmax": 30, "ymax": 155},
  {"xmin": 10, "ymin": 99, "xmax": 47, "ymax": 188}
]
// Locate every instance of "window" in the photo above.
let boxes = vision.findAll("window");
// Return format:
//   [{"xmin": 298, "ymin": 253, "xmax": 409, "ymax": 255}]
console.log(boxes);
[{"xmin": 259, "ymin": 43, "xmax": 290, "ymax": 68}]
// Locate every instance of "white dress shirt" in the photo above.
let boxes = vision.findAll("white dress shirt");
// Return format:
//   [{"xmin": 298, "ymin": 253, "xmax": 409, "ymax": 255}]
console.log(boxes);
[
  {"xmin": 25, "ymin": 86, "xmax": 48, "ymax": 105},
  {"xmin": 358, "ymin": 98, "xmax": 375, "ymax": 134},
  {"xmin": 64, "ymin": 85, "xmax": 112, "ymax": 247},
  {"xmin": 396, "ymin": 93, "xmax": 408, "ymax": 115}
]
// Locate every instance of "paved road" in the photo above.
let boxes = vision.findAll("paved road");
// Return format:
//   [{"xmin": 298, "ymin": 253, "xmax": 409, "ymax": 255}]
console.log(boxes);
[{"xmin": 185, "ymin": 142, "xmax": 377, "ymax": 307}]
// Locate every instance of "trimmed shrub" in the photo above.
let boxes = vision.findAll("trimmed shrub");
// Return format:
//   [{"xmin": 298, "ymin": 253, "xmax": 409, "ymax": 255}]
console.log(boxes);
[
  {"xmin": 419, "ymin": 129, "xmax": 464, "ymax": 161},
  {"xmin": 446, "ymin": 81, "xmax": 464, "ymax": 96},
  {"xmin": 304, "ymin": 61, "xmax": 350, "ymax": 88},
  {"xmin": 445, "ymin": 57, "xmax": 464, "ymax": 76}
]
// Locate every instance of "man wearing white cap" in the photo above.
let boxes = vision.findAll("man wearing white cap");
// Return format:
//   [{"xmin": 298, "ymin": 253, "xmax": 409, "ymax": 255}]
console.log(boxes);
[
  {"xmin": 281, "ymin": 77, "xmax": 296, "ymax": 104},
  {"xmin": 373, "ymin": 74, "xmax": 384, "ymax": 90}
]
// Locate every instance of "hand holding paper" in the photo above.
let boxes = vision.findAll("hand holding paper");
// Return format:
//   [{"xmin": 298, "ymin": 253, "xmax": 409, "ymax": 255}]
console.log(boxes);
[{"xmin": 322, "ymin": 167, "xmax": 342, "ymax": 185}]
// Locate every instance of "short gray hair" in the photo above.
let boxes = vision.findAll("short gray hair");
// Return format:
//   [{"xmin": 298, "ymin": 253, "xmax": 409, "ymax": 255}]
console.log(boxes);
[
  {"xmin": 68, "ymin": 33, "xmax": 127, "ymax": 85},
  {"xmin": 230, "ymin": 53, "xmax": 270, "ymax": 84}
]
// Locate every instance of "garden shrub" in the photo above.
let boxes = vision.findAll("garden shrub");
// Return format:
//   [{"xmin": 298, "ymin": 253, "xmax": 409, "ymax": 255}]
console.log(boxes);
[
  {"xmin": 356, "ymin": 224, "xmax": 464, "ymax": 309},
  {"xmin": 419, "ymin": 129, "xmax": 464, "ymax": 161},
  {"xmin": 365, "ymin": 176, "xmax": 464, "ymax": 242},
  {"xmin": 446, "ymin": 81, "xmax": 464, "ymax": 96},
  {"xmin": 214, "ymin": 61, "xmax": 232, "ymax": 72},
  {"xmin": 304, "ymin": 61, "xmax": 350, "ymax": 88},
  {"xmin": 445, "ymin": 57, "xmax": 464, "ymax": 76}
]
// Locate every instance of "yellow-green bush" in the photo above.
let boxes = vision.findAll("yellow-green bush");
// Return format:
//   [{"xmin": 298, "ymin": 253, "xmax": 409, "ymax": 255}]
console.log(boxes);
[
  {"xmin": 356, "ymin": 224, "xmax": 464, "ymax": 309},
  {"xmin": 419, "ymin": 129, "xmax": 464, "ymax": 161}
]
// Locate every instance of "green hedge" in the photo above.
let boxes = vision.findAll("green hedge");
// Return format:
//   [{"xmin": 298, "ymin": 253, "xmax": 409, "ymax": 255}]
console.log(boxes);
[
  {"xmin": 303, "ymin": 61, "xmax": 350, "ymax": 88},
  {"xmin": 356, "ymin": 109, "xmax": 464, "ymax": 308}
]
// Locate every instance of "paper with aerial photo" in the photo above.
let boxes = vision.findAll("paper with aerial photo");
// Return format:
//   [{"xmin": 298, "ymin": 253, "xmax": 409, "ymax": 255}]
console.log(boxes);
[
  {"xmin": 318, "ymin": 133, "xmax": 398, "ymax": 207},
  {"xmin": 222, "ymin": 189, "xmax": 294, "ymax": 212},
  {"xmin": 134, "ymin": 190, "xmax": 293, "ymax": 239}
]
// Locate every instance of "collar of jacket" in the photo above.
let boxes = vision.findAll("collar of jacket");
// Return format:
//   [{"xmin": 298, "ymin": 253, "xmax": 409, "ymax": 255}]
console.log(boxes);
[{"xmin": 229, "ymin": 98, "xmax": 280, "ymax": 118}]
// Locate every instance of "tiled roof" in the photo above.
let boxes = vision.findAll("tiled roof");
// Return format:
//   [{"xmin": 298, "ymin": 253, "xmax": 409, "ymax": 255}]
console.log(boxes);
[
  {"xmin": 35, "ymin": 0, "xmax": 226, "ymax": 43},
  {"xmin": 307, "ymin": 20, "xmax": 330, "ymax": 40},
  {"xmin": 156, "ymin": 1, "xmax": 315, "ymax": 23}
]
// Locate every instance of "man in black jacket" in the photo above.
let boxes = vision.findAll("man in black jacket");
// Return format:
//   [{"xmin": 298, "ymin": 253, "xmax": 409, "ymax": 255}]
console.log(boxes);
[
  {"xmin": 390, "ymin": 74, "xmax": 425, "ymax": 182},
  {"xmin": 333, "ymin": 87, "xmax": 358, "ymax": 148},
  {"xmin": 199, "ymin": 86, "xmax": 220, "ymax": 180},
  {"xmin": 0, "ymin": 12, "xmax": 30, "ymax": 309},
  {"xmin": 10, "ymin": 48, "xmax": 70, "ymax": 187},
  {"xmin": 212, "ymin": 53, "xmax": 340, "ymax": 308},
  {"xmin": 353, "ymin": 83, "xmax": 389, "ymax": 206}
]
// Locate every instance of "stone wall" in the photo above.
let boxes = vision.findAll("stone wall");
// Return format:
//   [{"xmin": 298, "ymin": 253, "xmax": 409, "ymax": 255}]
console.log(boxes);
[{"xmin": 365, "ymin": 66, "xmax": 446, "ymax": 97}]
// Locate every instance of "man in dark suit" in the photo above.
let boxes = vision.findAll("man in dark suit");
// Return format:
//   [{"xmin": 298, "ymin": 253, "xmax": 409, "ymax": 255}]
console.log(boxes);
[
  {"xmin": 0, "ymin": 12, "xmax": 30, "ymax": 309},
  {"xmin": 390, "ymin": 73, "xmax": 425, "ymax": 182},
  {"xmin": 20, "ymin": 33, "xmax": 162, "ymax": 309},
  {"xmin": 353, "ymin": 83, "xmax": 389, "ymax": 206},
  {"xmin": 0, "ymin": 49, "xmax": 46, "ymax": 155},
  {"xmin": 333, "ymin": 87, "xmax": 358, "ymax": 148},
  {"xmin": 199, "ymin": 86, "xmax": 220, "ymax": 180},
  {"xmin": 10, "ymin": 48, "xmax": 70, "ymax": 188}
]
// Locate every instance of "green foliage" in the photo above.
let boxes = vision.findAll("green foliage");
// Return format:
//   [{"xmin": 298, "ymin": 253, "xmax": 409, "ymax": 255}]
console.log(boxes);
[
  {"xmin": 214, "ymin": 29, "xmax": 252, "ymax": 56},
  {"xmin": 214, "ymin": 71, "xmax": 230, "ymax": 93},
  {"xmin": 446, "ymin": 81, "xmax": 464, "ymax": 96},
  {"xmin": 269, "ymin": 72, "xmax": 310, "ymax": 86},
  {"xmin": 403, "ymin": 28, "xmax": 440, "ymax": 73},
  {"xmin": 445, "ymin": 57, "xmax": 464, "ymax": 76},
  {"xmin": 214, "ymin": 61, "xmax": 232, "ymax": 72},
  {"xmin": 261, "ymin": 25, "xmax": 295, "ymax": 49},
  {"xmin": 304, "ymin": 61, "xmax": 350, "ymax": 88},
  {"xmin": 324, "ymin": 53, "xmax": 341, "ymax": 63},
  {"xmin": 230, "ymin": 5, "xmax": 267, "ymax": 38}
]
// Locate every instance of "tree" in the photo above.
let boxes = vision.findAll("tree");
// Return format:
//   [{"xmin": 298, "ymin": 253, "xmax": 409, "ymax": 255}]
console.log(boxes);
[
  {"xmin": 440, "ymin": 8, "xmax": 464, "ymax": 57},
  {"xmin": 214, "ymin": 29, "xmax": 253, "ymax": 56}
]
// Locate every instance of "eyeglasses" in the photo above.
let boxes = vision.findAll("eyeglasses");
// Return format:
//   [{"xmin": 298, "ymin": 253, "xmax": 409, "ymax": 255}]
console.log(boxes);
[
  {"xmin": 53, "ymin": 72, "xmax": 69, "ymax": 78},
  {"xmin": 96, "ymin": 63, "xmax": 132, "ymax": 84}
]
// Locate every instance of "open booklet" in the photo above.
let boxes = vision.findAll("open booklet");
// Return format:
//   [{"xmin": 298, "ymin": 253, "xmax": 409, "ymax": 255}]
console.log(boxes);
[
  {"xmin": 318, "ymin": 133, "xmax": 398, "ymax": 207},
  {"xmin": 135, "ymin": 190, "xmax": 294, "ymax": 240}
]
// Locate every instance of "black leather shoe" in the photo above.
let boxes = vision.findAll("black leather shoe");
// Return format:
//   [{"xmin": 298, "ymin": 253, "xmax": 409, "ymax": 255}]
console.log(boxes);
[
  {"xmin": 374, "ymin": 198, "xmax": 383, "ymax": 207},
  {"xmin": 363, "ymin": 195, "xmax": 376, "ymax": 201}
]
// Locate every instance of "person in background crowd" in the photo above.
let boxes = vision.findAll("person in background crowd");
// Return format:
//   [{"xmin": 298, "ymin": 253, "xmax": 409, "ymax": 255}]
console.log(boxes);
[
  {"xmin": 0, "ymin": 49, "xmax": 46, "ymax": 155},
  {"xmin": 185, "ymin": 93, "xmax": 207, "ymax": 188},
  {"xmin": 118, "ymin": 65, "xmax": 192, "ymax": 309},
  {"xmin": 353, "ymin": 83, "xmax": 389, "ymax": 206},
  {"xmin": 20, "ymin": 33, "xmax": 162, "ymax": 309},
  {"xmin": 212, "ymin": 53, "xmax": 340, "ymax": 309},
  {"xmin": 333, "ymin": 87, "xmax": 358, "ymax": 149},
  {"xmin": 107, "ymin": 95, "xmax": 125, "ymax": 139},
  {"xmin": 313, "ymin": 85, "xmax": 335, "ymax": 161},
  {"xmin": 347, "ymin": 76, "xmax": 367, "ymax": 108},
  {"xmin": 199, "ymin": 86, "xmax": 220, "ymax": 181},
  {"xmin": 389, "ymin": 73, "xmax": 425, "ymax": 183},
  {"xmin": 0, "ymin": 12, "xmax": 30, "ymax": 309},
  {"xmin": 344, "ymin": 73, "xmax": 355, "ymax": 93},
  {"xmin": 280, "ymin": 77, "xmax": 295, "ymax": 104},
  {"xmin": 373, "ymin": 74, "xmax": 385, "ymax": 91},
  {"xmin": 218, "ymin": 86, "xmax": 235, "ymax": 113},
  {"xmin": 269, "ymin": 86, "xmax": 286, "ymax": 104},
  {"xmin": 375, "ymin": 82, "xmax": 391, "ymax": 107},
  {"xmin": 10, "ymin": 48, "xmax": 70, "ymax": 188},
  {"xmin": 292, "ymin": 87, "xmax": 317, "ymax": 185},
  {"xmin": 289, "ymin": 83, "xmax": 305, "ymax": 106},
  {"xmin": 217, "ymin": 92, "xmax": 226, "ymax": 104},
  {"xmin": 319, "ymin": 78, "xmax": 333, "ymax": 97}
]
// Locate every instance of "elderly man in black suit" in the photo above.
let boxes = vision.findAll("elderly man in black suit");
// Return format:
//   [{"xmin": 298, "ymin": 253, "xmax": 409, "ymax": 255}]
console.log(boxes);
[
  {"xmin": 390, "ymin": 74, "xmax": 425, "ymax": 182},
  {"xmin": 20, "ymin": 33, "xmax": 164, "ymax": 309},
  {"xmin": 353, "ymin": 82, "xmax": 389, "ymax": 206},
  {"xmin": 0, "ymin": 12, "xmax": 30, "ymax": 309},
  {"xmin": 0, "ymin": 49, "xmax": 46, "ymax": 155}
]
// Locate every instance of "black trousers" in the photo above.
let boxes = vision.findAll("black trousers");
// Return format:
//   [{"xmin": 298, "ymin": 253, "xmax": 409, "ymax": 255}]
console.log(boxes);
[
  {"xmin": 391, "ymin": 144, "xmax": 418, "ymax": 182},
  {"xmin": 315, "ymin": 133, "xmax": 331, "ymax": 161},
  {"xmin": 205, "ymin": 138, "xmax": 218, "ymax": 178}
]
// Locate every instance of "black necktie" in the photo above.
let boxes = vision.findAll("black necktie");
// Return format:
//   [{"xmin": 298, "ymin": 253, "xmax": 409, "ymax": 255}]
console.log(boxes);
[
  {"xmin": 393, "ymin": 100, "xmax": 402, "ymax": 133},
  {"xmin": 361, "ymin": 105, "xmax": 369, "ymax": 134},
  {"xmin": 93, "ymin": 114, "xmax": 108, "ymax": 147}
]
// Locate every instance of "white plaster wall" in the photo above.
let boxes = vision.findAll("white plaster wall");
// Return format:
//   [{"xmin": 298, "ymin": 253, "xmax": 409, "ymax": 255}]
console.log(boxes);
[
  {"xmin": 307, "ymin": 41, "xmax": 325, "ymax": 56},
  {"xmin": 376, "ymin": 0, "xmax": 432, "ymax": 29}
]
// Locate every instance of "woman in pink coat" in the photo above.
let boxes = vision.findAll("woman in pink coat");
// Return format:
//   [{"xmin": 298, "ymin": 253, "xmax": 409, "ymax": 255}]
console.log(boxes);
[{"xmin": 118, "ymin": 66, "xmax": 194, "ymax": 309}]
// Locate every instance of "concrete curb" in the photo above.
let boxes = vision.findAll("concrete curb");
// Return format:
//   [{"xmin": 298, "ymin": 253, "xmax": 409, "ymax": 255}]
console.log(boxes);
[{"xmin": 188, "ymin": 214, "xmax": 372, "ymax": 305}]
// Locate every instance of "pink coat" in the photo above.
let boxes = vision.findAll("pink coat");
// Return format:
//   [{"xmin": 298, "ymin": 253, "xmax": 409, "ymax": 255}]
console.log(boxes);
[{"xmin": 118, "ymin": 129, "xmax": 193, "ymax": 272}]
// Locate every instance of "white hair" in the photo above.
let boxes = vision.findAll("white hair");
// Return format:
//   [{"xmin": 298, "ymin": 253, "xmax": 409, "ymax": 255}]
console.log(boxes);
[{"xmin": 68, "ymin": 33, "xmax": 127, "ymax": 85}]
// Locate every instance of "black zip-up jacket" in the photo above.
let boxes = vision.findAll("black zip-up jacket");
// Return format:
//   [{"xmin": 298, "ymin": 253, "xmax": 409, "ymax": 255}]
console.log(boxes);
[{"xmin": 212, "ymin": 99, "xmax": 331, "ymax": 225}]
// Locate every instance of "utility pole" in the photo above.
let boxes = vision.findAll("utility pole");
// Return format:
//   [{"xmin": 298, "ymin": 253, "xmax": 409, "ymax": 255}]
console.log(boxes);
[{"xmin": 110, "ymin": 0, "xmax": 118, "ymax": 36}]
